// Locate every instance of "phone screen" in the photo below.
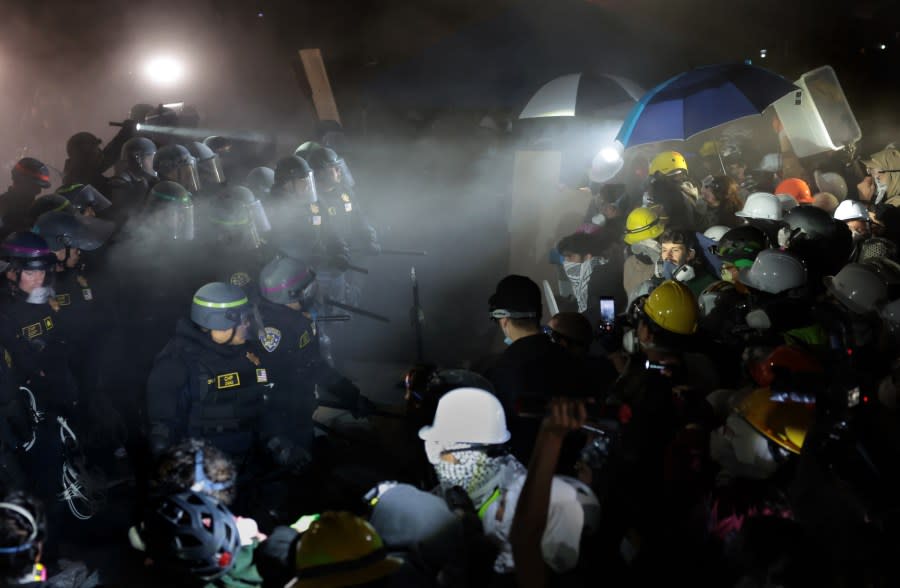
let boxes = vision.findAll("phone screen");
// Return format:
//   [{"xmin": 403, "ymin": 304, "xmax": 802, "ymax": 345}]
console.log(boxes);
[{"xmin": 600, "ymin": 297, "xmax": 615, "ymax": 324}]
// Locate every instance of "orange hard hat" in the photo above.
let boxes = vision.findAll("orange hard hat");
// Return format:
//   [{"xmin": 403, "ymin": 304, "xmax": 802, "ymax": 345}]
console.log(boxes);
[{"xmin": 775, "ymin": 178, "xmax": 813, "ymax": 204}]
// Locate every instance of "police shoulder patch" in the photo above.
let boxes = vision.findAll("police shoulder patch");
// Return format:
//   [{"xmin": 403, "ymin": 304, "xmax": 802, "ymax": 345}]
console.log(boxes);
[
  {"xmin": 230, "ymin": 272, "xmax": 251, "ymax": 287},
  {"xmin": 341, "ymin": 193, "xmax": 351, "ymax": 203},
  {"xmin": 260, "ymin": 326, "xmax": 282, "ymax": 352}
]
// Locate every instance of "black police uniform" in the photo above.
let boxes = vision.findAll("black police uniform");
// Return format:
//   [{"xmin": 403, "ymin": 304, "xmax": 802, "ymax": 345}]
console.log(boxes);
[
  {"xmin": 317, "ymin": 187, "xmax": 380, "ymax": 255},
  {"xmin": 255, "ymin": 297, "xmax": 340, "ymax": 452},
  {"xmin": 107, "ymin": 169, "xmax": 154, "ymax": 227},
  {"xmin": 0, "ymin": 187, "xmax": 39, "ymax": 239},
  {"xmin": 146, "ymin": 317, "xmax": 276, "ymax": 460}
]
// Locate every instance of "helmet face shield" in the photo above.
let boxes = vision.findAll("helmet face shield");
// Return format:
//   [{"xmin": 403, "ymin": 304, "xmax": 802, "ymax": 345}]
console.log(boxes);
[
  {"xmin": 152, "ymin": 201, "xmax": 195, "ymax": 240},
  {"xmin": 288, "ymin": 174, "xmax": 318, "ymax": 204},
  {"xmin": 168, "ymin": 162, "xmax": 201, "ymax": 194},
  {"xmin": 335, "ymin": 159, "xmax": 355, "ymax": 189},
  {"xmin": 139, "ymin": 153, "xmax": 157, "ymax": 176},
  {"xmin": 245, "ymin": 199, "xmax": 271, "ymax": 234},
  {"xmin": 198, "ymin": 156, "xmax": 226, "ymax": 187}
]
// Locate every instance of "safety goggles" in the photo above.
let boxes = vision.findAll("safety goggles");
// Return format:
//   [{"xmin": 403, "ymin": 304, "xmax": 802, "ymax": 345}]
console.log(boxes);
[{"xmin": 489, "ymin": 309, "xmax": 538, "ymax": 321}]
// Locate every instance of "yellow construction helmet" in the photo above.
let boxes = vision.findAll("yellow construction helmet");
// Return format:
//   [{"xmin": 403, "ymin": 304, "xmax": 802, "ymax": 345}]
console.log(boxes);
[
  {"xmin": 737, "ymin": 387, "xmax": 813, "ymax": 455},
  {"xmin": 642, "ymin": 280, "xmax": 698, "ymax": 335},
  {"xmin": 624, "ymin": 207, "xmax": 665, "ymax": 245},
  {"xmin": 290, "ymin": 511, "xmax": 402, "ymax": 588},
  {"xmin": 699, "ymin": 141, "xmax": 720, "ymax": 158},
  {"xmin": 649, "ymin": 151, "xmax": 688, "ymax": 176}
]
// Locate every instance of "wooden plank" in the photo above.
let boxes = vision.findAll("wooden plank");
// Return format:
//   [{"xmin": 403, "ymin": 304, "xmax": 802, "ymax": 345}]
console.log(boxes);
[{"xmin": 298, "ymin": 48, "xmax": 342, "ymax": 125}]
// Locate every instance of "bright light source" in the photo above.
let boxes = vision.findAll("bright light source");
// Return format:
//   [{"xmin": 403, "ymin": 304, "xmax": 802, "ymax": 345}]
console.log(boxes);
[
  {"xmin": 599, "ymin": 146, "xmax": 621, "ymax": 163},
  {"xmin": 257, "ymin": 11, "xmax": 264, "ymax": 17},
  {"xmin": 143, "ymin": 56, "xmax": 185, "ymax": 86},
  {"xmin": 760, "ymin": 49, "xmax": 767, "ymax": 58},
  {"xmin": 880, "ymin": 44, "xmax": 887, "ymax": 50}
]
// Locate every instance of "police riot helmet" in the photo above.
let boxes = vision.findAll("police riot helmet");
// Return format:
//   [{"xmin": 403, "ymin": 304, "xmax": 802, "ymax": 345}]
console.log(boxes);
[
  {"xmin": 153, "ymin": 145, "xmax": 200, "ymax": 193},
  {"xmin": 293, "ymin": 141, "xmax": 322, "ymax": 160},
  {"xmin": 203, "ymin": 136, "xmax": 232, "ymax": 156},
  {"xmin": 243, "ymin": 167, "xmax": 275, "ymax": 200},
  {"xmin": 142, "ymin": 491, "xmax": 241, "ymax": 582},
  {"xmin": 146, "ymin": 181, "xmax": 195, "ymax": 241},
  {"xmin": 274, "ymin": 155, "xmax": 312, "ymax": 186},
  {"xmin": 187, "ymin": 141, "xmax": 225, "ymax": 187},
  {"xmin": 65, "ymin": 132, "xmax": 102, "ymax": 159},
  {"xmin": 209, "ymin": 185, "xmax": 271, "ymax": 248},
  {"xmin": 191, "ymin": 282, "xmax": 252, "ymax": 331},
  {"xmin": 56, "ymin": 184, "xmax": 112, "ymax": 214},
  {"xmin": 120, "ymin": 136, "xmax": 157, "ymax": 176},
  {"xmin": 33, "ymin": 210, "xmax": 114, "ymax": 252},
  {"xmin": 1, "ymin": 232, "xmax": 58, "ymax": 271},
  {"xmin": 259, "ymin": 256, "xmax": 316, "ymax": 306},
  {"xmin": 11, "ymin": 157, "xmax": 51, "ymax": 189},
  {"xmin": 306, "ymin": 146, "xmax": 354, "ymax": 189},
  {"xmin": 28, "ymin": 194, "xmax": 74, "ymax": 223},
  {"xmin": 273, "ymin": 156, "xmax": 317, "ymax": 203}
]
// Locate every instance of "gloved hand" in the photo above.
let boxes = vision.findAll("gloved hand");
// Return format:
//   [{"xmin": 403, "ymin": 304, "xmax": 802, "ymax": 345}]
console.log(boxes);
[{"xmin": 266, "ymin": 437, "xmax": 311, "ymax": 470}]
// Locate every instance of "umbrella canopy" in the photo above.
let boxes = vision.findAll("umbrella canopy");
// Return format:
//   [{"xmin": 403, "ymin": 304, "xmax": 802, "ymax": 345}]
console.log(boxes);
[
  {"xmin": 616, "ymin": 63, "xmax": 799, "ymax": 148},
  {"xmin": 519, "ymin": 73, "xmax": 643, "ymax": 119}
]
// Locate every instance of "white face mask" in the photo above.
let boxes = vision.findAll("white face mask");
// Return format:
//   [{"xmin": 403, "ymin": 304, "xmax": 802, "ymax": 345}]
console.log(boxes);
[
  {"xmin": 26, "ymin": 286, "xmax": 55, "ymax": 304},
  {"xmin": 874, "ymin": 175, "xmax": 888, "ymax": 202}
]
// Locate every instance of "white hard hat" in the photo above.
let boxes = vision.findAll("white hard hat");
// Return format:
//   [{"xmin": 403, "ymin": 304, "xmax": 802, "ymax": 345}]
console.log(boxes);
[
  {"xmin": 756, "ymin": 153, "xmax": 782, "ymax": 174},
  {"xmin": 418, "ymin": 387, "xmax": 511, "ymax": 445},
  {"xmin": 735, "ymin": 192, "xmax": 783, "ymax": 221},
  {"xmin": 814, "ymin": 170, "xmax": 848, "ymax": 201},
  {"xmin": 833, "ymin": 200, "xmax": 869, "ymax": 222},
  {"xmin": 824, "ymin": 263, "xmax": 888, "ymax": 314},
  {"xmin": 703, "ymin": 225, "xmax": 730, "ymax": 242},
  {"xmin": 776, "ymin": 194, "xmax": 799, "ymax": 213},
  {"xmin": 739, "ymin": 249, "xmax": 807, "ymax": 294}
]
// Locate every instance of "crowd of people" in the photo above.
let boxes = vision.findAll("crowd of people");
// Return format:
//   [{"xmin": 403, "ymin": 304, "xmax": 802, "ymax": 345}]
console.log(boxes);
[{"xmin": 0, "ymin": 99, "xmax": 898, "ymax": 587}]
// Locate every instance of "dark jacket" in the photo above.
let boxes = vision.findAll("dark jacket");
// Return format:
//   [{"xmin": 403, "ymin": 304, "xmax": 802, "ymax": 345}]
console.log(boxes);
[{"xmin": 146, "ymin": 318, "xmax": 275, "ymax": 458}]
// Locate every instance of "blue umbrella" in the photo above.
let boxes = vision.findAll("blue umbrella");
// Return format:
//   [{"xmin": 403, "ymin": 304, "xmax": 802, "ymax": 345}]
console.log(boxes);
[{"xmin": 616, "ymin": 63, "xmax": 799, "ymax": 148}]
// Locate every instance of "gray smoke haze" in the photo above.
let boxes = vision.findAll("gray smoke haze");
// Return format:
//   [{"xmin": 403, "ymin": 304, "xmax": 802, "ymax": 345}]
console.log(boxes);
[{"xmin": 1, "ymin": 0, "xmax": 895, "ymax": 370}]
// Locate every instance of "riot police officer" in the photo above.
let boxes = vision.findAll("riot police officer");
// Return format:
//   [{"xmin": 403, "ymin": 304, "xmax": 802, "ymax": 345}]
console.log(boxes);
[
  {"xmin": 108, "ymin": 136, "xmax": 158, "ymax": 226},
  {"xmin": 269, "ymin": 155, "xmax": 350, "ymax": 272},
  {"xmin": 305, "ymin": 147, "xmax": 378, "ymax": 255},
  {"xmin": 204, "ymin": 185, "xmax": 274, "ymax": 295},
  {"xmin": 0, "ymin": 158, "xmax": 52, "ymax": 238},
  {"xmin": 62, "ymin": 126, "xmax": 135, "ymax": 192},
  {"xmin": 186, "ymin": 141, "xmax": 226, "ymax": 195},
  {"xmin": 256, "ymin": 256, "xmax": 368, "ymax": 454},
  {"xmin": 146, "ymin": 282, "xmax": 277, "ymax": 461},
  {"xmin": 55, "ymin": 184, "xmax": 112, "ymax": 218},
  {"xmin": 243, "ymin": 166, "xmax": 275, "ymax": 202},
  {"xmin": 153, "ymin": 145, "xmax": 201, "ymax": 195}
]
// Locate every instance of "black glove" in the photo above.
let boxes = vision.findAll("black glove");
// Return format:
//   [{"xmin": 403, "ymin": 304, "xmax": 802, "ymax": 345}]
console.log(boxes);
[{"xmin": 266, "ymin": 437, "xmax": 311, "ymax": 470}]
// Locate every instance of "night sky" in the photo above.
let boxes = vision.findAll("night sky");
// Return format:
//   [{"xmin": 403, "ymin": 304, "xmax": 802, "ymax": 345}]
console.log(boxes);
[{"xmin": 0, "ymin": 0, "xmax": 897, "ymax": 165}]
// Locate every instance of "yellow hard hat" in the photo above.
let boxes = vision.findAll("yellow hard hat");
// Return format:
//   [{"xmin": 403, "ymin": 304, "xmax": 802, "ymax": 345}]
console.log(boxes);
[
  {"xmin": 642, "ymin": 280, "xmax": 698, "ymax": 335},
  {"xmin": 737, "ymin": 387, "xmax": 813, "ymax": 455},
  {"xmin": 624, "ymin": 207, "xmax": 665, "ymax": 245},
  {"xmin": 699, "ymin": 141, "xmax": 719, "ymax": 158},
  {"xmin": 290, "ymin": 511, "xmax": 402, "ymax": 588},
  {"xmin": 649, "ymin": 151, "xmax": 688, "ymax": 176}
]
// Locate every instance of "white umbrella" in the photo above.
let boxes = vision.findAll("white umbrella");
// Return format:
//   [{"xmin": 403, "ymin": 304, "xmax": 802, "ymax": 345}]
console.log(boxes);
[{"xmin": 519, "ymin": 73, "xmax": 643, "ymax": 119}]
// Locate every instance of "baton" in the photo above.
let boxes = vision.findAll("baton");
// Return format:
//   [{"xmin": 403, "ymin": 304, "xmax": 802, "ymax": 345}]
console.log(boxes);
[
  {"xmin": 324, "ymin": 297, "xmax": 391, "ymax": 323},
  {"xmin": 314, "ymin": 314, "xmax": 351, "ymax": 323}
]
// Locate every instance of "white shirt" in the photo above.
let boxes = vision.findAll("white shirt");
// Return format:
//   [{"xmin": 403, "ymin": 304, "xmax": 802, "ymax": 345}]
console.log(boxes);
[{"xmin": 481, "ymin": 473, "xmax": 584, "ymax": 574}]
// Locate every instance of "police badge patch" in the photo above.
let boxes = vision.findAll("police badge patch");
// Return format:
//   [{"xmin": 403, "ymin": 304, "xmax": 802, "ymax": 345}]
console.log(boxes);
[{"xmin": 260, "ymin": 326, "xmax": 282, "ymax": 352}]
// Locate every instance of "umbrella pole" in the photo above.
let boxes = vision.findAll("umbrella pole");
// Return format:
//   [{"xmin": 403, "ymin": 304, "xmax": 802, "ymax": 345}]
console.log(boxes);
[{"xmin": 716, "ymin": 148, "xmax": 727, "ymax": 175}]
